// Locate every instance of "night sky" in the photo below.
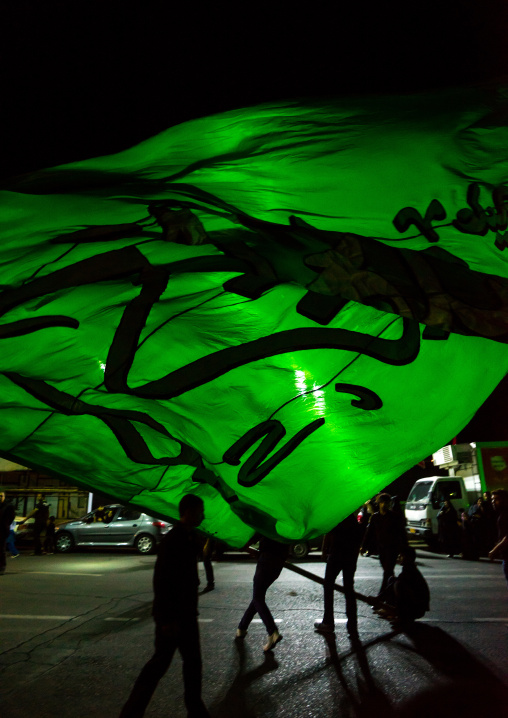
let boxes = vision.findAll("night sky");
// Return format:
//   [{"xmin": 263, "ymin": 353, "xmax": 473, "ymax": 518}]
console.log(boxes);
[{"xmin": 1, "ymin": 1, "xmax": 507, "ymax": 443}]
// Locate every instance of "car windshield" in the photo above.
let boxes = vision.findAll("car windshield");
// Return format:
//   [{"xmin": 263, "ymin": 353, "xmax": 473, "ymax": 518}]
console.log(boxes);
[{"xmin": 407, "ymin": 481, "xmax": 433, "ymax": 502}]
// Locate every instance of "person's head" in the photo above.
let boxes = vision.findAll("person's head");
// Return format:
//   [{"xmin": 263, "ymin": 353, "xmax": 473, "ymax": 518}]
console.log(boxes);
[
  {"xmin": 443, "ymin": 498, "xmax": 452, "ymax": 508},
  {"xmin": 377, "ymin": 493, "xmax": 391, "ymax": 513},
  {"xmin": 477, "ymin": 497, "xmax": 483, "ymax": 506},
  {"xmin": 491, "ymin": 489, "xmax": 508, "ymax": 512},
  {"xmin": 400, "ymin": 545, "xmax": 416, "ymax": 566},
  {"xmin": 49, "ymin": 515, "xmax": 55, "ymax": 523},
  {"xmin": 483, "ymin": 491, "xmax": 492, "ymax": 502},
  {"xmin": 178, "ymin": 494, "xmax": 205, "ymax": 527},
  {"xmin": 0, "ymin": 491, "xmax": 5, "ymax": 503}
]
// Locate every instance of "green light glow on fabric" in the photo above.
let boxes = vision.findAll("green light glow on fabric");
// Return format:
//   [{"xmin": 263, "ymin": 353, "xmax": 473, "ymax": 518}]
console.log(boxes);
[{"xmin": 1, "ymin": 84, "xmax": 508, "ymax": 547}]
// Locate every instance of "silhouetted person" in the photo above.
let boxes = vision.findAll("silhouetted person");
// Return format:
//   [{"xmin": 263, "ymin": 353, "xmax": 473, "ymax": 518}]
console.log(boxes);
[
  {"xmin": 459, "ymin": 508, "xmax": 478, "ymax": 560},
  {"xmin": 359, "ymin": 499, "xmax": 378, "ymax": 555},
  {"xmin": 19, "ymin": 493, "xmax": 49, "ymax": 555},
  {"xmin": 314, "ymin": 511, "xmax": 363, "ymax": 640},
  {"xmin": 236, "ymin": 536, "xmax": 288, "ymax": 652},
  {"xmin": 489, "ymin": 489, "xmax": 508, "ymax": 588},
  {"xmin": 44, "ymin": 515, "xmax": 56, "ymax": 554},
  {"xmin": 0, "ymin": 491, "xmax": 15, "ymax": 575},
  {"xmin": 361, "ymin": 492, "xmax": 406, "ymax": 596},
  {"xmin": 377, "ymin": 546, "xmax": 430, "ymax": 626},
  {"xmin": 437, "ymin": 499, "xmax": 460, "ymax": 557},
  {"xmin": 119, "ymin": 494, "xmax": 210, "ymax": 718}
]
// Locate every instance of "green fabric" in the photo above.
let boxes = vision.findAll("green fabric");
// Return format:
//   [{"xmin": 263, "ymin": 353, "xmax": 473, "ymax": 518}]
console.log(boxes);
[{"xmin": 1, "ymin": 84, "xmax": 508, "ymax": 546}]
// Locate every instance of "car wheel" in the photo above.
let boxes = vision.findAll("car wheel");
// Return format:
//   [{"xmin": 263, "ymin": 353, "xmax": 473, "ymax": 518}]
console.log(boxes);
[
  {"xmin": 56, "ymin": 532, "xmax": 74, "ymax": 553},
  {"xmin": 290, "ymin": 541, "xmax": 309, "ymax": 559},
  {"xmin": 135, "ymin": 534, "xmax": 155, "ymax": 555}
]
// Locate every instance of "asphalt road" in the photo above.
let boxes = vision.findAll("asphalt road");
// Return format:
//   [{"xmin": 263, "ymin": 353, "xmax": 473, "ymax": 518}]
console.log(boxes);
[{"xmin": 1, "ymin": 547, "xmax": 507, "ymax": 718}]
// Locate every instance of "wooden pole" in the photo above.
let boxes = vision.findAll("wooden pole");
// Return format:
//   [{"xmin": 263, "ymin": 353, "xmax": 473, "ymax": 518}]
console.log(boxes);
[{"xmin": 246, "ymin": 547, "xmax": 376, "ymax": 606}]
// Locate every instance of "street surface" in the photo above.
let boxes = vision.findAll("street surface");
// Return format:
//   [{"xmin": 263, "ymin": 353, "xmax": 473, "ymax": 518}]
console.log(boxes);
[{"xmin": 1, "ymin": 546, "xmax": 507, "ymax": 718}]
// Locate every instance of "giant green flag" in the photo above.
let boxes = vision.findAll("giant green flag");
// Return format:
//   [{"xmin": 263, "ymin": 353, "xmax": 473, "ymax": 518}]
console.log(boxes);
[{"xmin": 1, "ymin": 84, "xmax": 508, "ymax": 546}]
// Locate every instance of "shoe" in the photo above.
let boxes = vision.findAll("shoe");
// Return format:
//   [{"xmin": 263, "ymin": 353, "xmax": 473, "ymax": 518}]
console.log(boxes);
[
  {"xmin": 46, "ymin": 552, "xmax": 54, "ymax": 555},
  {"xmin": 263, "ymin": 630, "xmax": 282, "ymax": 652},
  {"xmin": 314, "ymin": 621, "xmax": 335, "ymax": 633},
  {"xmin": 10, "ymin": 554, "xmax": 19, "ymax": 559},
  {"xmin": 236, "ymin": 628, "xmax": 247, "ymax": 638},
  {"xmin": 206, "ymin": 582, "xmax": 214, "ymax": 590}
]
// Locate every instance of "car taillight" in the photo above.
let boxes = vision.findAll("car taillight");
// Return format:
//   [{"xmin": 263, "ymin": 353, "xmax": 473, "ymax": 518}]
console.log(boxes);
[{"xmin": 152, "ymin": 521, "xmax": 168, "ymax": 528}]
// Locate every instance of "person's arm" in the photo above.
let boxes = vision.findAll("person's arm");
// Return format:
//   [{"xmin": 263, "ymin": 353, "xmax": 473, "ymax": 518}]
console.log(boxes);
[
  {"xmin": 19, "ymin": 507, "xmax": 37, "ymax": 525},
  {"xmin": 489, "ymin": 535, "xmax": 508, "ymax": 560}
]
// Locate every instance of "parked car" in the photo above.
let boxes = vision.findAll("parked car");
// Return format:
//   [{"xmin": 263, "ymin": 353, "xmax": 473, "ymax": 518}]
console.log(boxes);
[
  {"xmin": 245, "ymin": 535, "xmax": 325, "ymax": 559},
  {"xmin": 54, "ymin": 505, "xmax": 170, "ymax": 555}
]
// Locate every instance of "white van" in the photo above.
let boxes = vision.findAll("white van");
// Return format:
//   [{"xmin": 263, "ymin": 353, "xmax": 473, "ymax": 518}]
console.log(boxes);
[{"xmin": 404, "ymin": 476, "xmax": 474, "ymax": 548}]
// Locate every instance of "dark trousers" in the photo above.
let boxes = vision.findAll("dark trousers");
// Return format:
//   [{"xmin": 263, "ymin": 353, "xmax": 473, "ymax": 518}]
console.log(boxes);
[
  {"xmin": 33, "ymin": 523, "xmax": 45, "ymax": 555},
  {"xmin": 119, "ymin": 619, "xmax": 209, "ymax": 718},
  {"xmin": 322, "ymin": 555, "xmax": 358, "ymax": 632},
  {"xmin": 44, "ymin": 530, "xmax": 56, "ymax": 553},
  {"xmin": 379, "ymin": 550, "xmax": 399, "ymax": 595},
  {"xmin": 238, "ymin": 562, "xmax": 282, "ymax": 635}
]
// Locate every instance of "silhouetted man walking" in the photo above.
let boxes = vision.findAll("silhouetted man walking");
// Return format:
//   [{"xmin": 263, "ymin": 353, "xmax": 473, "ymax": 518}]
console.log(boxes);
[
  {"xmin": 361, "ymin": 492, "xmax": 407, "ymax": 596},
  {"xmin": 119, "ymin": 494, "xmax": 210, "ymax": 718},
  {"xmin": 19, "ymin": 493, "xmax": 49, "ymax": 555},
  {"xmin": 314, "ymin": 511, "xmax": 363, "ymax": 640}
]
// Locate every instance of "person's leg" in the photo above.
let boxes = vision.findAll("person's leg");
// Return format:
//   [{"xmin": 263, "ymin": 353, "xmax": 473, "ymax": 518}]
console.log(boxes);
[
  {"xmin": 178, "ymin": 618, "xmax": 210, "ymax": 717},
  {"xmin": 503, "ymin": 560, "xmax": 508, "ymax": 588},
  {"xmin": 203, "ymin": 556, "xmax": 214, "ymax": 587},
  {"xmin": 33, "ymin": 525, "xmax": 42, "ymax": 555},
  {"xmin": 342, "ymin": 560, "xmax": 358, "ymax": 636},
  {"xmin": 238, "ymin": 599, "xmax": 257, "ymax": 631},
  {"xmin": 7, "ymin": 530, "xmax": 19, "ymax": 557},
  {"xmin": 119, "ymin": 625, "xmax": 177, "ymax": 718},
  {"xmin": 379, "ymin": 551, "xmax": 397, "ymax": 595},
  {"xmin": 202, "ymin": 540, "xmax": 214, "ymax": 587},
  {"xmin": 252, "ymin": 566, "xmax": 279, "ymax": 634},
  {"xmin": 322, "ymin": 558, "xmax": 340, "ymax": 626}
]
